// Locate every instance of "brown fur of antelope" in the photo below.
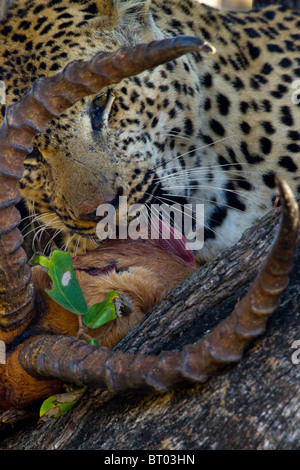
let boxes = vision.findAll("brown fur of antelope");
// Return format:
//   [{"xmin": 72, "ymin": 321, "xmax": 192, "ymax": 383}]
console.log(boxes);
[{"xmin": 0, "ymin": 239, "xmax": 194, "ymax": 409}]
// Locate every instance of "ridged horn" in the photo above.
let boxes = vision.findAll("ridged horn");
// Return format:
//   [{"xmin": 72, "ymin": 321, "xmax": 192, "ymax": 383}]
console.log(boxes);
[
  {"xmin": 19, "ymin": 178, "xmax": 299, "ymax": 392},
  {"xmin": 0, "ymin": 35, "xmax": 215, "ymax": 343},
  {"xmin": 0, "ymin": 0, "xmax": 11, "ymax": 21}
]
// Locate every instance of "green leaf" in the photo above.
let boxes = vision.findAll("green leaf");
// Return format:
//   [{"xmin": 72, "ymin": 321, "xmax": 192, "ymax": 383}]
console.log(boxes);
[
  {"xmin": 86, "ymin": 338, "xmax": 100, "ymax": 347},
  {"xmin": 30, "ymin": 250, "xmax": 127, "ymax": 330},
  {"xmin": 39, "ymin": 387, "xmax": 86, "ymax": 421},
  {"xmin": 83, "ymin": 291, "xmax": 119, "ymax": 329},
  {"xmin": 30, "ymin": 253, "xmax": 50, "ymax": 269},
  {"xmin": 30, "ymin": 250, "xmax": 88, "ymax": 315}
]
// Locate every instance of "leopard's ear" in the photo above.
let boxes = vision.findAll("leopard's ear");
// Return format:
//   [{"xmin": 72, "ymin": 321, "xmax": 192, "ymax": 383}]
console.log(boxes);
[
  {"xmin": 117, "ymin": 0, "xmax": 161, "ymax": 41},
  {"xmin": 85, "ymin": 1, "xmax": 152, "ymax": 29},
  {"xmin": 92, "ymin": 0, "xmax": 151, "ymax": 19},
  {"xmin": 93, "ymin": 0, "xmax": 117, "ymax": 17},
  {"xmin": 117, "ymin": 0, "xmax": 151, "ymax": 23}
]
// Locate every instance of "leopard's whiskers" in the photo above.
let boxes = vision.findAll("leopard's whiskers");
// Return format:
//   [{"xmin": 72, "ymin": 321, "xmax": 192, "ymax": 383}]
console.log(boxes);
[
  {"xmin": 152, "ymin": 135, "xmax": 234, "ymax": 172},
  {"xmin": 155, "ymin": 162, "xmax": 268, "ymax": 184},
  {"xmin": 61, "ymin": 233, "xmax": 76, "ymax": 252},
  {"xmin": 163, "ymin": 183, "xmax": 266, "ymax": 210},
  {"xmin": 153, "ymin": 193, "xmax": 229, "ymax": 241},
  {"xmin": 43, "ymin": 227, "xmax": 65, "ymax": 255}
]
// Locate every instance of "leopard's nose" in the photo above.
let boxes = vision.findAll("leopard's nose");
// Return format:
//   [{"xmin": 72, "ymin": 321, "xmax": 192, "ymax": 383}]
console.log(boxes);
[
  {"xmin": 77, "ymin": 209, "xmax": 101, "ymax": 222},
  {"xmin": 76, "ymin": 195, "xmax": 119, "ymax": 221}
]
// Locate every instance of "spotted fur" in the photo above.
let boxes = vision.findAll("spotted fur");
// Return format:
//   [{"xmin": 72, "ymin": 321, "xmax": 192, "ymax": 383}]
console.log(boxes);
[{"xmin": 0, "ymin": 0, "xmax": 299, "ymax": 262}]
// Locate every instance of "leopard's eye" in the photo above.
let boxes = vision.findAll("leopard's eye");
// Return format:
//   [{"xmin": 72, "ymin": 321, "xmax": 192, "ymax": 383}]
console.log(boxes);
[
  {"xmin": 91, "ymin": 91, "xmax": 115, "ymax": 130},
  {"xmin": 94, "ymin": 93, "xmax": 108, "ymax": 110}
]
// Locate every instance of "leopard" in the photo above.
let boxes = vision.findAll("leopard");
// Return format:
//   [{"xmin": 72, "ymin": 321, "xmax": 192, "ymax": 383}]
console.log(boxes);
[{"xmin": 0, "ymin": 0, "xmax": 299, "ymax": 267}]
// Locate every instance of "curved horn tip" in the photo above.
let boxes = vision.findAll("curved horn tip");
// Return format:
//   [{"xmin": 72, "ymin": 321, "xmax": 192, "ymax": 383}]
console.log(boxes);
[
  {"xmin": 275, "ymin": 175, "xmax": 299, "ymax": 226},
  {"xmin": 275, "ymin": 175, "xmax": 295, "ymax": 204},
  {"xmin": 170, "ymin": 35, "xmax": 216, "ymax": 55}
]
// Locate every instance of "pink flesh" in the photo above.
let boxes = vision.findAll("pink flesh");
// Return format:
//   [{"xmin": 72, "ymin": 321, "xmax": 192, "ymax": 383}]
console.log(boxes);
[
  {"xmin": 73, "ymin": 217, "xmax": 195, "ymax": 268},
  {"xmin": 150, "ymin": 215, "xmax": 195, "ymax": 266}
]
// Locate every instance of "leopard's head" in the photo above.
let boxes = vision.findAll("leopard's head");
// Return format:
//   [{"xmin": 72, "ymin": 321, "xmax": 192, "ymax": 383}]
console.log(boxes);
[{"xmin": 0, "ymin": 0, "xmax": 208, "ymax": 256}]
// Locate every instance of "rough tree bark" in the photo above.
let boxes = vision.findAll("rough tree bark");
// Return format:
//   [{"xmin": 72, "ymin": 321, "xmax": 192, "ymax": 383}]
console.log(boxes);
[{"xmin": 0, "ymin": 200, "xmax": 299, "ymax": 450}]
